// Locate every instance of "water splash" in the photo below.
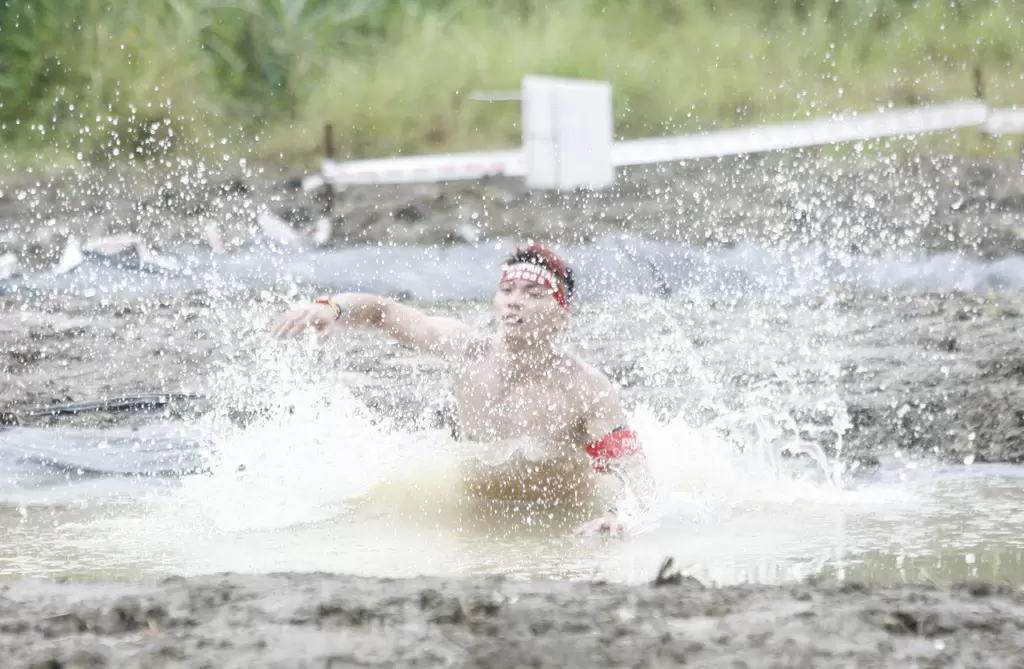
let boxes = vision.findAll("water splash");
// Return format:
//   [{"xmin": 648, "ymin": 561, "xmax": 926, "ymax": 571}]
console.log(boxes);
[
  {"xmin": 163, "ymin": 297, "xmax": 862, "ymax": 541},
  {"xmin": 0, "ymin": 294, "xmax": 940, "ymax": 583}
]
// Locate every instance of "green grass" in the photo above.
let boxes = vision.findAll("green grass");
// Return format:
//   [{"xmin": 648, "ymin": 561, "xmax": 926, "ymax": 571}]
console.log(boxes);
[{"xmin": 2, "ymin": 0, "xmax": 1023, "ymax": 173}]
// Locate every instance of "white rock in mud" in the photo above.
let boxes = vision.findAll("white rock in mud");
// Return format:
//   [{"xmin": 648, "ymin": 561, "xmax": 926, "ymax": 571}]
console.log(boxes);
[
  {"xmin": 301, "ymin": 174, "xmax": 326, "ymax": 192},
  {"xmin": 257, "ymin": 212, "xmax": 305, "ymax": 247},
  {"xmin": 54, "ymin": 234, "xmax": 182, "ymax": 274},
  {"xmin": 0, "ymin": 252, "xmax": 18, "ymax": 279},
  {"xmin": 457, "ymin": 223, "xmax": 481, "ymax": 244},
  {"xmin": 204, "ymin": 220, "xmax": 227, "ymax": 254},
  {"xmin": 81, "ymin": 234, "xmax": 140, "ymax": 256},
  {"xmin": 131, "ymin": 241, "xmax": 182, "ymax": 273},
  {"xmin": 54, "ymin": 235, "xmax": 84, "ymax": 275},
  {"xmin": 311, "ymin": 218, "xmax": 333, "ymax": 247}
]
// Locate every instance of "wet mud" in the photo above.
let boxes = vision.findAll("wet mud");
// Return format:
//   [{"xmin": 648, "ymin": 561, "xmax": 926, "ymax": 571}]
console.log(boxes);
[
  {"xmin": 3, "ymin": 571, "xmax": 1024, "ymax": 668},
  {"xmin": 3, "ymin": 153, "xmax": 1024, "ymax": 666},
  {"xmin": 1, "ymin": 287, "xmax": 1023, "ymax": 465},
  {"xmin": 2, "ymin": 153, "xmax": 1024, "ymax": 267}
]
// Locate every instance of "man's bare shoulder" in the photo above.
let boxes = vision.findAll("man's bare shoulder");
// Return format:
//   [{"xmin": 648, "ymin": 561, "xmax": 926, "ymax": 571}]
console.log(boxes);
[
  {"xmin": 565, "ymin": 354, "xmax": 619, "ymax": 404},
  {"xmin": 563, "ymin": 353, "xmax": 629, "ymax": 441}
]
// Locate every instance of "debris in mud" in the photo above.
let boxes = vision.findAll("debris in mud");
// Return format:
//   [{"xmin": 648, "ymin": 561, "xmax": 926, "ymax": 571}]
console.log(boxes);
[
  {"xmin": 3, "ymin": 573, "xmax": 1024, "ymax": 669},
  {"xmin": 3, "ymin": 289, "xmax": 1024, "ymax": 463},
  {"xmin": 53, "ymin": 235, "xmax": 182, "ymax": 276},
  {"xmin": 652, "ymin": 557, "xmax": 698, "ymax": 588},
  {"xmin": 52, "ymin": 235, "xmax": 83, "ymax": 275},
  {"xmin": 255, "ymin": 211, "xmax": 306, "ymax": 248},
  {"xmin": 311, "ymin": 218, "xmax": 333, "ymax": 246},
  {"xmin": 18, "ymin": 393, "xmax": 209, "ymax": 418},
  {"xmin": 0, "ymin": 253, "xmax": 17, "ymax": 280},
  {"xmin": 4, "ymin": 154, "xmax": 1024, "ymax": 265}
]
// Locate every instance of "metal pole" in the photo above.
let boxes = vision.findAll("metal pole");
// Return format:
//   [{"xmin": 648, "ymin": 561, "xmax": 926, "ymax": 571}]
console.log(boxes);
[{"xmin": 323, "ymin": 123, "xmax": 336, "ymax": 214}]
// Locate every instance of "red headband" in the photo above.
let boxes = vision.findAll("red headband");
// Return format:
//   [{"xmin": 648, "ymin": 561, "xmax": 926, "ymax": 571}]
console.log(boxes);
[
  {"xmin": 500, "ymin": 262, "xmax": 569, "ymax": 309},
  {"xmin": 527, "ymin": 243, "xmax": 568, "ymax": 280}
]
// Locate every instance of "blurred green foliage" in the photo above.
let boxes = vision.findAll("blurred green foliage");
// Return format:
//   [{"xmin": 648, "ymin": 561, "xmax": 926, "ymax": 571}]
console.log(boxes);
[{"xmin": 1, "ymin": 0, "xmax": 1021, "ymax": 164}]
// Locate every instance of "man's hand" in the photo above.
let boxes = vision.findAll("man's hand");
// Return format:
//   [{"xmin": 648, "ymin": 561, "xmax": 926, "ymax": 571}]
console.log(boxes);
[
  {"xmin": 270, "ymin": 303, "xmax": 337, "ymax": 340},
  {"xmin": 575, "ymin": 513, "xmax": 629, "ymax": 539}
]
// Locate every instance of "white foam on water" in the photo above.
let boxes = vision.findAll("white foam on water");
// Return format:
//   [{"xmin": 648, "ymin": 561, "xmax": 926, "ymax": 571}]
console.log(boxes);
[
  {"xmin": 167, "ymin": 334, "xmax": 463, "ymax": 533},
  {"xmin": 1, "ymin": 383, "xmax": 973, "ymax": 585},
  {"xmin": 177, "ymin": 385, "xmax": 407, "ymax": 531},
  {"xmin": 15, "ymin": 300, "xmax": 933, "ymax": 584},
  {"xmin": 125, "ymin": 322, "xmax": 916, "ymax": 581}
]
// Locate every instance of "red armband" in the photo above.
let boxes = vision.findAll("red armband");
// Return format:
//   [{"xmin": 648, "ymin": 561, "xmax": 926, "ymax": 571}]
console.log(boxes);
[{"xmin": 586, "ymin": 427, "xmax": 642, "ymax": 472}]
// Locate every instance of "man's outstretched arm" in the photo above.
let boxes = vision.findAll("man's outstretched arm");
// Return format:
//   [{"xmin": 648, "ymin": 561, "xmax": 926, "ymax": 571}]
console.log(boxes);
[{"xmin": 270, "ymin": 293, "xmax": 478, "ymax": 362}]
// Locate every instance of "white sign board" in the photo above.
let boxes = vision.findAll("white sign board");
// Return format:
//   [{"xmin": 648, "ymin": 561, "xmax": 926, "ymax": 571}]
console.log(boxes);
[{"xmin": 521, "ymin": 75, "xmax": 614, "ymax": 190}]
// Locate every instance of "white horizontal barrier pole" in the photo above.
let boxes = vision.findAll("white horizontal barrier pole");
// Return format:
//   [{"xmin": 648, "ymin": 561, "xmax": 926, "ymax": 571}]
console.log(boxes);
[
  {"xmin": 306, "ymin": 149, "xmax": 525, "ymax": 190},
  {"xmin": 309, "ymin": 84, "xmax": 1023, "ymax": 192},
  {"xmin": 983, "ymin": 107, "xmax": 1024, "ymax": 135},
  {"xmin": 610, "ymin": 101, "xmax": 990, "ymax": 167},
  {"xmin": 328, "ymin": 149, "xmax": 526, "ymax": 183}
]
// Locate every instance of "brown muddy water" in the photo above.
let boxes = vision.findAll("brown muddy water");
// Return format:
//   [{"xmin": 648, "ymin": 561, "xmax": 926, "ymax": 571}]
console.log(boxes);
[{"xmin": 2, "ymin": 285, "xmax": 1024, "ymax": 590}]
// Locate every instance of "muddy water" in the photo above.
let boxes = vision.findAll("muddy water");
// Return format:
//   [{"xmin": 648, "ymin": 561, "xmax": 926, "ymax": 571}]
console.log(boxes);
[
  {"xmin": 4, "ymin": 450, "xmax": 1024, "ymax": 589},
  {"xmin": 3, "ymin": 248, "xmax": 1024, "ymax": 588}
]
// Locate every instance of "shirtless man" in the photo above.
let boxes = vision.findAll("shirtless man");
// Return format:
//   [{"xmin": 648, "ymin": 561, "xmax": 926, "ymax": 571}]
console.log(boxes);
[{"xmin": 270, "ymin": 243, "xmax": 654, "ymax": 537}]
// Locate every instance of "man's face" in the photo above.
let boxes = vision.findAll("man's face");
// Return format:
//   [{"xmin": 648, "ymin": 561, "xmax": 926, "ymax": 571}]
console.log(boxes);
[{"xmin": 493, "ymin": 271, "xmax": 568, "ymax": 344}]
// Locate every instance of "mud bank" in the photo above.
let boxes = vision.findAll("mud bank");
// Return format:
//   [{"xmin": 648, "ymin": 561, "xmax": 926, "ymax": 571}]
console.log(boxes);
[
  {"xmin": 2, "ymin": 153, "xmax": 1024, "ymax": 270},
  {"xmin": 2, "ymin": 571, "xmax": 1023, "ymax": 668},
  {"xmin": 2, "ymin": 287, "xmax": 1023, "ymax": 465}
]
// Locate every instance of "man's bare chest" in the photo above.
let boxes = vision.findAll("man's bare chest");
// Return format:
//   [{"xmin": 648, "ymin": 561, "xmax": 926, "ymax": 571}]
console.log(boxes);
[{"xmin": 452, "ymin": 369, "xmax": 581, "ymax": 441}]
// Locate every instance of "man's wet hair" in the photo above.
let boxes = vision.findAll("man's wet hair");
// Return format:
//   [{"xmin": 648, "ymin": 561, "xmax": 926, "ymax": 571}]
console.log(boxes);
[{"xmin": 503, "ymin": 243, "xmax": 576, "ymax": 305}]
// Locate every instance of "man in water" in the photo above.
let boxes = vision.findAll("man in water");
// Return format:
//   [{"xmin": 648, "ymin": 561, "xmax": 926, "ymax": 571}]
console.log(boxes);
[{"xmin": 270, "ymin": 243, "xmax": 654, "ymax": 537}]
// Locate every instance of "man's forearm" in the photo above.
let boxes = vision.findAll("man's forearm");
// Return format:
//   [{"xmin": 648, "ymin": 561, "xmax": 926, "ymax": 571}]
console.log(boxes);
[
  {"xmin": 272, "ymin": 291, "xmax": 420, "ymax": 344},
  {"xmin": 326, "ymin": 293, "xmax": 391, "ymax": 329},
  {"xmin": 606, "ymin": 457, "xmax": 656, "ymax": 517},
  {"xmin": 322, "ymin": 292, "xmax": 453, "ymax": 356},
  {"xmin": 280, "ymin": 283, "xmax": 467, "ymax": 358}
]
